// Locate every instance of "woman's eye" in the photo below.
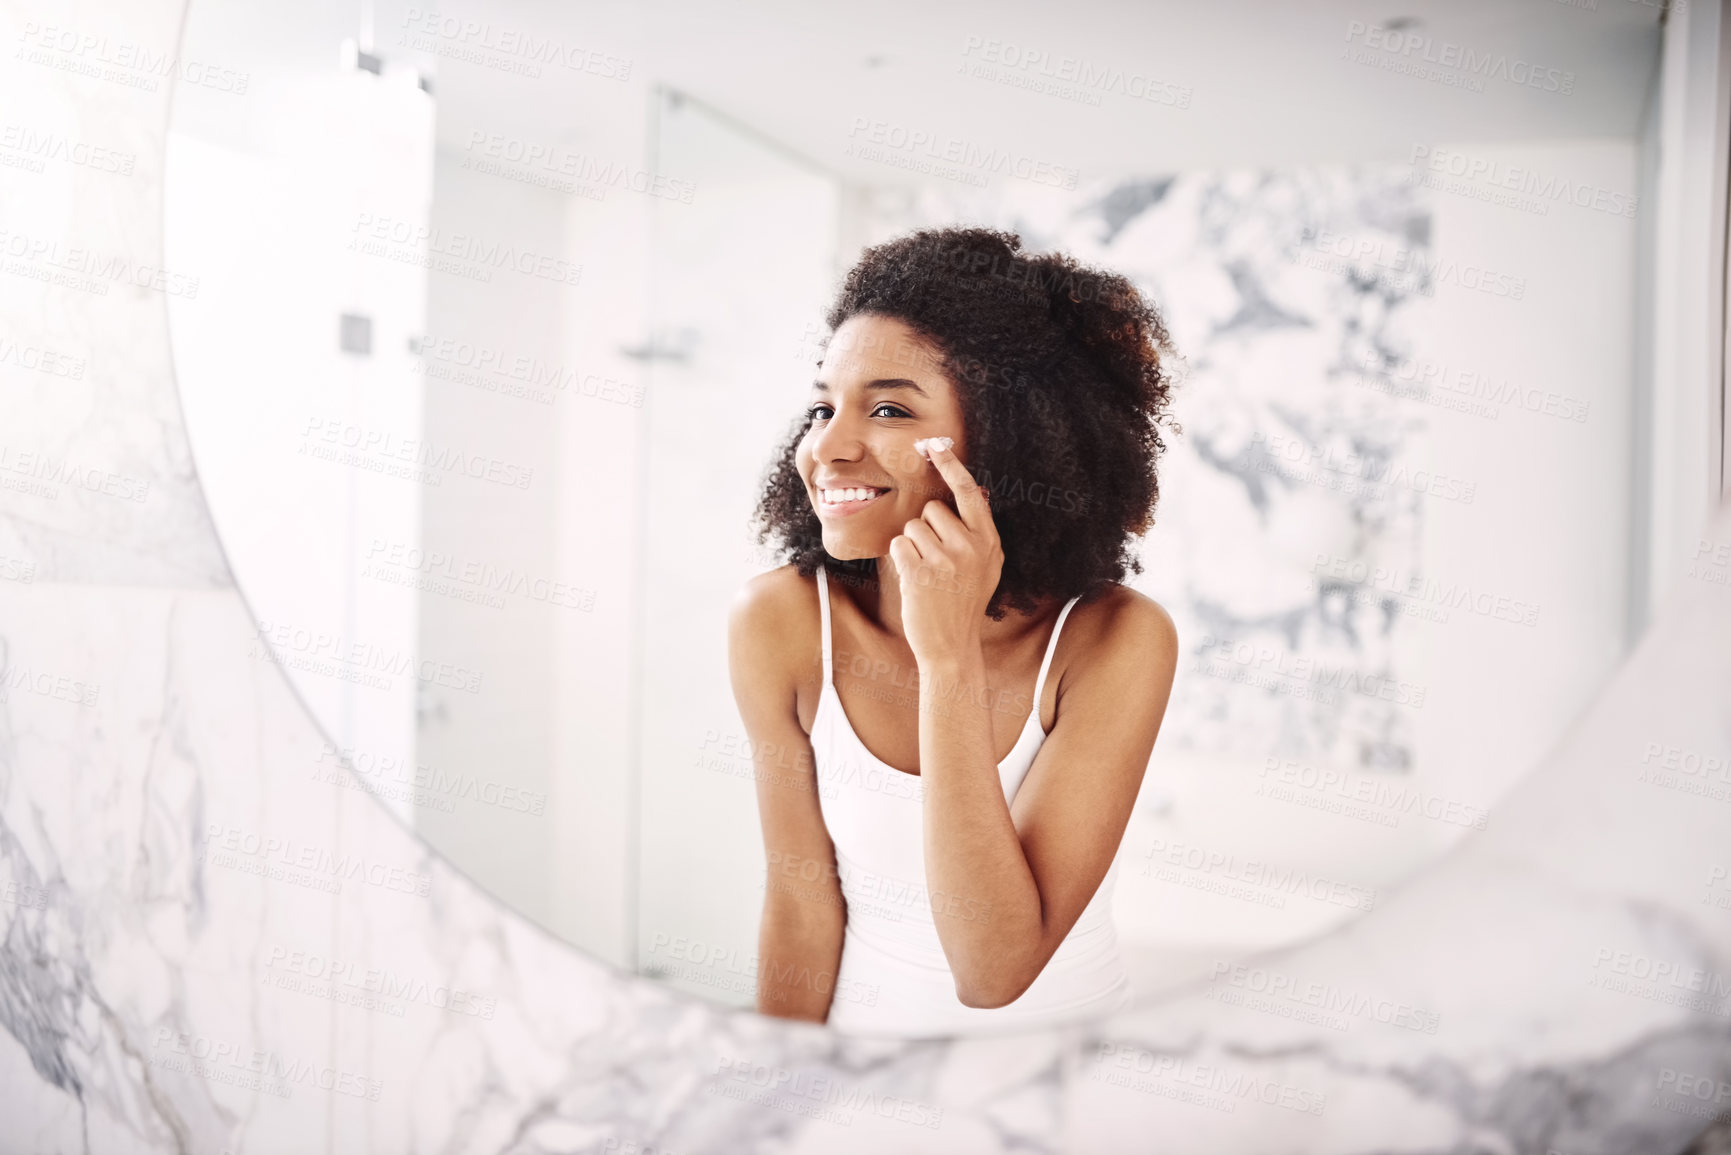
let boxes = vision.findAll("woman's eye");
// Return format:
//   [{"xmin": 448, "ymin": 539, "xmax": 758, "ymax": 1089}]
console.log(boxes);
[{"xmin": 806, "ymin": 403, "xmax": 910, "ymax": 421}]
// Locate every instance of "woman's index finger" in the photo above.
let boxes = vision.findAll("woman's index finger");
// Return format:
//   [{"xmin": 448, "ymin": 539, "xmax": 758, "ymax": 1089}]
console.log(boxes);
[{"xmin": 924, "ymin": 439, "xmax": 991, "ymax": 533}]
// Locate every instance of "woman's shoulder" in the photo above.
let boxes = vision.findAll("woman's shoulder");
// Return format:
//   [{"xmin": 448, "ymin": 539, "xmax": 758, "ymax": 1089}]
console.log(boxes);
[
  {"xmin": 728, "ymin": 565, "xmax": 822, "ymax": 663},
  {"xmin": 731, "ymin": 563, "xmax": 817, "ymax": 623},
  {"xmin": 727, "ymin": 566, "xmax": 826, "ymax": 733},
  {"xmin": 1066, "ymin": 583, "xmax": 1178, "ymax": 658}
]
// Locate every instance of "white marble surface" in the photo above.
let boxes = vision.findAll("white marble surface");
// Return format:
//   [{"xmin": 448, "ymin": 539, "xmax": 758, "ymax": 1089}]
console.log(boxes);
[{"xmin": 4, "ymin": 0, "xmax": 1731, "ymax": 1151}]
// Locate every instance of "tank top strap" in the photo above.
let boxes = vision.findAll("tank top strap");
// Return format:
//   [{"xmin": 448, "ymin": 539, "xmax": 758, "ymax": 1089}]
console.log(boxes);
[
  {"xmin": 815, "ymin": 564, "xmax": 833, "ymax": 687},
  {"xmin": 1030, "ymin": 594, "xmax": 1082, "ymax": 715}
]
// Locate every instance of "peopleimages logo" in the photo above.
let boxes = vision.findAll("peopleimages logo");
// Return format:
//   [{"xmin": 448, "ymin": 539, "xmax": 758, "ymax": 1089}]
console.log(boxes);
[
  {"xmin": 1342, "ymin": 22, "xmax": 1575, "ymax": 94},
  {"xmin": 1355, "ymin": 350, "xmax": 1591, "ymax": 425},
  {"xmin": 299, "ymin": 416, "xmax": 535, "ymax": 490},
  {"xmin": 198, "ymin": 824, "xmax": 435, "ymax": 897},
  {"xmin": 1090, "ymin": 1042, "xmax": 1328, "ymax": 1116},
  {"xmin": 0, "ymin": 336, "xmax": 86, "ymax": 379},
  {"xmin": 262, "ymin": 945, "xmax": 498, "ymax": 1019},
  {"xmin": 1197, "ymin": 634, "xmax": 1429, "ymax": 709},
  {"xmin": 461, "ymin": 131, "xmax": 695, "ymax": 203},
  {"xmin": 957, "ymin": 35, "xmax": 1193, "ymax": 109},
  {"xmin": 1409, "ymin": 146, "xmax": 1635, "ymax": 217},
  {"xmin": 1588, "ymin": 947, "xmax": 1731, "ymax": 1017},
  {"xmin": 646, "ymin": 933, "xmax": 881, "ymax": 1007},
  {"xmin": 347, "ymin": 213, "xmax": 583, "ymax": 286},
  {"xmin": 150, "ymin": 1029, "xmax": 382, "ymax": 1100},
  {"xmin": 1294, "ymin": 226, "xmax": 1526, "ymax": 302},
  {"xmin": 1257, "ymin": 757, "xmax": 1489, "ymax": 830},
  {"xmin": 844, "ymin": 118, "xmax": 1079, "ymax": 190},
  {"xmin": 0, "ymin": 662, "xmax": 101, "ymax": 707},
  {"xmin": 0, "ymin": 124, "xmax": 135, "ymax": 175},
  {"xmin": 363, "ymin": 536, "xmax": 595, "ymax": 612},
  {"xmin": 712, "ymin": 1056, "xmax": 944, "ymax": 1129},
  {"xmin": 0, "ymin": 443, "xmax": 151, "ymax": 503},
  {"xmin": 1310, "ymin": 552, "xmax": 1541, "ymax": 628},
  {"xmin": 250, "ymin": 616, "xmax": 485, "ymax": 695},
  {"xmin": 1141, "ymin": 838, "xmax": 1379, "ymax": 911},
  {"xmin": 0, "ymin": 227, "xmax": 200, "ymax": 298},
  {"xmin": 314, "ymin": 741, "xmax": 548, "ymax": 816},
  {"xmin": 398, "ymin": 9, "xmax": 632, "ymax": 80},
  {"xmin": 14, "ymin": 22, "xmax": 250, "ymax": 94},
  {"xmin": 1208, "ymin": 961, "xmax": 1442, "ymax": 1033},
  {"xmin": 414, "ymin": 332, "xmax": 644, "ymax": 407}
]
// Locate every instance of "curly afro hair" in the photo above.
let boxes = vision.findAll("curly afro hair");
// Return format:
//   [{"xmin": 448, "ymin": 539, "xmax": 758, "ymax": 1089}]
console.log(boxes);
[{"xmin": 751, "ymin": 225, "xmax": 1180, "ymax": 621}]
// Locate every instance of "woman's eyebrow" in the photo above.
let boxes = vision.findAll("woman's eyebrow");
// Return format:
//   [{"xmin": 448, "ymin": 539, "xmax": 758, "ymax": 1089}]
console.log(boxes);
[{"xmin": 810, "ymin": 377, "xmax": 930, "ymax": 397}]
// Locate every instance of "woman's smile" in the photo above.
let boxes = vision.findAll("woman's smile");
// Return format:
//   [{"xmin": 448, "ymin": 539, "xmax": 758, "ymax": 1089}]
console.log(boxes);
[{"xmin": 814, "ymin": 482, "xmax": 891, "ymax": 515}]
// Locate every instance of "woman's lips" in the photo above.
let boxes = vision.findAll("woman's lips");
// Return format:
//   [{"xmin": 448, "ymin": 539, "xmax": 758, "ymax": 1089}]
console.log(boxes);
[{"xmin": 816, "ymin": 486, "xmax": 888, "ymax": 516}]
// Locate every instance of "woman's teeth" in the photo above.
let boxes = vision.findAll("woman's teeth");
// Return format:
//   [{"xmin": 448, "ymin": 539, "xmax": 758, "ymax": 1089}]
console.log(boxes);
[{"xmin": 821, "ymin": 488, "xmax": 882, "ymax": 503}]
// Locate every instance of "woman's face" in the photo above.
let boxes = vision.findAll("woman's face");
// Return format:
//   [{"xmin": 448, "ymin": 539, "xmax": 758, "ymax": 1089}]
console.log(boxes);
[{"xmin": 797, "ymin": 313, "xmax": 969, "ymax": 561}]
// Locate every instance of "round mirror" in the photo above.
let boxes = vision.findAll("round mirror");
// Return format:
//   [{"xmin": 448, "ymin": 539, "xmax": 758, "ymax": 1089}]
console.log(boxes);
[{"xmin": 163, "ymin": 0, "xmax": 1661, "ymax": 1036}]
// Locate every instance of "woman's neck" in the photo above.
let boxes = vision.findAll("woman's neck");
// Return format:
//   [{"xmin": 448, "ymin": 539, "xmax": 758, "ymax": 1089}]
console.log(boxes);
[{"xmin": 841, "ymin": 554, "xmax": 1055, "ymax": 649}]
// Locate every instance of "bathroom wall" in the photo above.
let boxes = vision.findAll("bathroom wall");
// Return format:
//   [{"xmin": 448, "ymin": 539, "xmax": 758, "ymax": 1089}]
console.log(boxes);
[
  {"xmin": 397, "ymin": 57, "xmax": 659, "ymax": 966},
  {"xmin": 163, "ymin": 58, "xmax": 434, "ymax": 828},
  {"xmin": 631, "ymin": 92, "xmax": 842, "ymax": 995},
  {"xmin": 409, "ymin": 146, "xmax": 568, "ymax": 940}
]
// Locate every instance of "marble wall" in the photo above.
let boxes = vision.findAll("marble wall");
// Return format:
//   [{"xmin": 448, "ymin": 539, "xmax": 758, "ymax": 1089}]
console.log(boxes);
[
  {"xmin": 860, "ymin": 167, "xmax": 1439, "ymax": 774},
  {"xmin": 4, "ymin": 1, "xmax": 1731, "ymax": 1152}
]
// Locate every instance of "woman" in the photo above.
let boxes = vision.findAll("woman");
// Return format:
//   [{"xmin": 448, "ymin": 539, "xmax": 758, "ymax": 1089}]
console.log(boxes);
[{"xmin": 728, "ymin": 226, "xmax": 1180, "ymax": 1036}]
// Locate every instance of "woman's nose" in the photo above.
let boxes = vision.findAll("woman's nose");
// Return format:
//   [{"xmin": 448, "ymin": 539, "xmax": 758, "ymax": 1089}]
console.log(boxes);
[{"xmin": 810, "ymin": 409, "xmax": 864, "ymax": 462}]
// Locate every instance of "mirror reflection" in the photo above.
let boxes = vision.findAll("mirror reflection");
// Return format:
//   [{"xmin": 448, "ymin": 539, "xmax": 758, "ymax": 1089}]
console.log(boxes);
[{"xmin": 163, "ymin": 0, "xmax": 1662, "ymax": 1036}]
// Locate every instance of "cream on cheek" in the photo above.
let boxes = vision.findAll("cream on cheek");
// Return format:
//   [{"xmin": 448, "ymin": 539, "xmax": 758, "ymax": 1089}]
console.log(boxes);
[{"xmin": 902, "ymin": 435, "xmax": 959, "ymax": 506}]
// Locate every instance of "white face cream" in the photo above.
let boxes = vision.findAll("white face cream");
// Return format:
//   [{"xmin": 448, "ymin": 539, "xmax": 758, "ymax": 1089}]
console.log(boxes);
[{"xmin": 913, "ymin": 436, "xmax": 954, "ymax": 460}]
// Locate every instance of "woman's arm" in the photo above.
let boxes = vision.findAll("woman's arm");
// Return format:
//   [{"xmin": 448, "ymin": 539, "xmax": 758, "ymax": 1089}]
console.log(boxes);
[
  {"xmin": 918, "ymin": 589, "xmax": 1177, "ymax": 1008},
  {"xmin": 727, "ymin": 567, "xmax": 848, "ymax": 1024},
  {"xmin": 888, "ymin": 440, "xmax": 1178, "ymax": 1009}
]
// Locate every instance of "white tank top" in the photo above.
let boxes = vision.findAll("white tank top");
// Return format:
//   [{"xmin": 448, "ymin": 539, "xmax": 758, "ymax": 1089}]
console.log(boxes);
[{"xmin": 811, "ymin": 564, "xmax": 1131, "ymax": 1036}]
